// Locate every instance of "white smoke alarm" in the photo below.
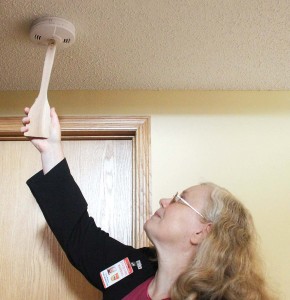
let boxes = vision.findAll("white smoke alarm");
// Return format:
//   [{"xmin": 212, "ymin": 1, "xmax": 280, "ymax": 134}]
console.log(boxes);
[{"xmin": 29, "ymin": 16, "xmax": 76, "ymax": 47}]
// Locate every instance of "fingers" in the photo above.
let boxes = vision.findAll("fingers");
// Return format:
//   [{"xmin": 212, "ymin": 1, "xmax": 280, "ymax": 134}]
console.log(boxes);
[
  {"xmin": 21, "ymin": 109, "xmax": 30, "ymax": 133},
  {"xmin": 20, "ymin": 116, "xmax": 30, "ymax": 133},
  {"xmin": 21, "ymin": 106, "xmax": 60, "ymax": 135},
  {"xmin": 22, "ymin": 116, "xmax": 30, "ymax": 126},
  {"xmin": 24, "ymin": 107, "xmax": 30, "ymax": 115},
  {"xmin": 20, "ymin": 126, "xmax": 29, "ymax": 133}
]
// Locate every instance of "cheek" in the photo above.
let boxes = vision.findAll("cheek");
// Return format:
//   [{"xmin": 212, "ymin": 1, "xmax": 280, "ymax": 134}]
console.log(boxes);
[
  {"xmin": 161, "ymin": 210, "xmax": 200, "ymax": 244},
  {"xmin": 164, "ymin": 218, "xmax": 192, "ymax": 241}
]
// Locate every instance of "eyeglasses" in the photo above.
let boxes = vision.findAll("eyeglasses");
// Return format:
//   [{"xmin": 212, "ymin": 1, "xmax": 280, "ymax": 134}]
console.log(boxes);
[{"xmin": 171, "ymin": 192, "xmax": 206, "ymax": 220}]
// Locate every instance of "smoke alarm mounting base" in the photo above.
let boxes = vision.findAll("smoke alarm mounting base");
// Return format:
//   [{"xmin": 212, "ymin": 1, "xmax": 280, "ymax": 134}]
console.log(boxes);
[{"xmin": 30, "ymin": 16, "xmax": 76, "ymax": 48}]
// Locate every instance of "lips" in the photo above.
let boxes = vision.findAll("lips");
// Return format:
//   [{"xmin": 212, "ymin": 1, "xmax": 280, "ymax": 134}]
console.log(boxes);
[{"xmin": 153, "ymin": 210, "xmax": 162, "ymax": 218}]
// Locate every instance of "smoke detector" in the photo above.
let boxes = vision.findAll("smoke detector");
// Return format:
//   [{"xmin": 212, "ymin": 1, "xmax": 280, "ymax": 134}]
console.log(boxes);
[{"xmin": 29, "ymin": 16, "xmax": 76, "ymax": 47}]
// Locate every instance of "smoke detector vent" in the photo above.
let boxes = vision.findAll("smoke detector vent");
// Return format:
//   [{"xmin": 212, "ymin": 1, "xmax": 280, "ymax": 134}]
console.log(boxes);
[{"xmin": 29, "ymin": 16, "xmax": 76, "ymax": 48}]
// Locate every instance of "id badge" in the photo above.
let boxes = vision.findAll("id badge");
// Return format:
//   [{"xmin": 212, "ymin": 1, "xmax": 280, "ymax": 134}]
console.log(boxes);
[{"xmin": 100, "ymin": 257, "xmax": 133, "ymax": 289}]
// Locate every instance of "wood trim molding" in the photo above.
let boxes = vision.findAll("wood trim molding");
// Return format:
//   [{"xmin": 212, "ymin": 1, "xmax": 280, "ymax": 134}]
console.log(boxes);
[{"xmin": 0, "ymin": 116, "xmax": 151, "ymax": 248}]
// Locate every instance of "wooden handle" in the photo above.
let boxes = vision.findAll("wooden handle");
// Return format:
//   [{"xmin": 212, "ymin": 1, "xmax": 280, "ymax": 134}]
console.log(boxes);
[
  {"xmin": 39, "ymin": 43, "xmax": 56, "ymax": 97},
  {"xmin": 24, "ymin": 44, "xmax": 56, "ymax": 138}
]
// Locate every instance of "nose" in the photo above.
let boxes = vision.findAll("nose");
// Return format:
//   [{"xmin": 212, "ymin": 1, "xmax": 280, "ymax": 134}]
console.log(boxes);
[{"xmin": 159, "ymin": 198, "xmax": 171, "ymax": 208}]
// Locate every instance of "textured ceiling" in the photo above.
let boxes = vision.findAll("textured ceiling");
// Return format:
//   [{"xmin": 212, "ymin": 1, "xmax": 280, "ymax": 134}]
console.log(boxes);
[{"xmin": 0, "ymin": 0, "xmax": 290, "ymax": 90}]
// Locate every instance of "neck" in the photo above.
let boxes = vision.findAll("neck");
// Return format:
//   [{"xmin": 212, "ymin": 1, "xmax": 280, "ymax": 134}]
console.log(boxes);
[{"xmin": 148, "ymin": 246, "xmax": 194, "ymax": 299}]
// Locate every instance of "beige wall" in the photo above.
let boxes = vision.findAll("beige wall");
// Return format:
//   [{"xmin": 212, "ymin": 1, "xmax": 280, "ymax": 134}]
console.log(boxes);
[{"xmin": 1, "ymin": 90, "xmax": 289, "ymax": 298}]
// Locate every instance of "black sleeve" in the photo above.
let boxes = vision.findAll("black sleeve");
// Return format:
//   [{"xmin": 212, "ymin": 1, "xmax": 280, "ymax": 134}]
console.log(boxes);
[{"xmin": 26, "ymin": 159, "xmax": 156, "ymax": 299}]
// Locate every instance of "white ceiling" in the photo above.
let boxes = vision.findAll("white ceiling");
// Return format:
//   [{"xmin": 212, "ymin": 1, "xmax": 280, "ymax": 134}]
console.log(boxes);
[{"xmin": 1, "ymin": 0, "xmax": 290, "ymax": 91}]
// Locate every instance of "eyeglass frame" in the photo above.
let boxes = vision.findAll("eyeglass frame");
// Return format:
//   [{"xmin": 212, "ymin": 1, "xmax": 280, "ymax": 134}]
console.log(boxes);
[{"xmin": 172, "ymin": 192, "xmax": 206, "ymax": 220}]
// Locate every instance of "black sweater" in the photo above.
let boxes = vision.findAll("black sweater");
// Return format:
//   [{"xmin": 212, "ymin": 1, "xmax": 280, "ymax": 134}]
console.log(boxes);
[{"xmin": 27, "ymin": 159, "xmax": 157, "ymax": 300}]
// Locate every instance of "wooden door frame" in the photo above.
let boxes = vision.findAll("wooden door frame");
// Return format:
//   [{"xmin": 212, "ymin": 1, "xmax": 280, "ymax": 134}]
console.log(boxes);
[{"xmin": 0, "ymin": 116, "xmax": 151, "ymax": 248}]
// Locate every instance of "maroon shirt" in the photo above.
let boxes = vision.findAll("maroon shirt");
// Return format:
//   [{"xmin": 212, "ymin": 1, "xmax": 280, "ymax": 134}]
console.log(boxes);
[{"xmin": 122, "ymin": 276, "xmax": 171, "ymax": 300}]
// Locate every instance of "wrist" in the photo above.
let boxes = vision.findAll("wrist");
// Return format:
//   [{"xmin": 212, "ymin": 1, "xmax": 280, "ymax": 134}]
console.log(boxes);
[
  {"xmin": 41, "ymin": 143, "xmax": 64, "ymax": 174},
  {"xmin": 39, "ymin": 141, "xmax": 62, "ymax": 154}
]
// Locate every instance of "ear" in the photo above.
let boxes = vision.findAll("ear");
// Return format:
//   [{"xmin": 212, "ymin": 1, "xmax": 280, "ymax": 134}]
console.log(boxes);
[{"xmin": 190, "ymin": 223, "xmax": 212, "ymax": 246}]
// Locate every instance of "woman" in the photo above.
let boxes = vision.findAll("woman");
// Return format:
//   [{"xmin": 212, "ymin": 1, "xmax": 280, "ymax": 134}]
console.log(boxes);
[{"xmin": 21, "ymin": 107, "xmax": 273, "ymax": 300}]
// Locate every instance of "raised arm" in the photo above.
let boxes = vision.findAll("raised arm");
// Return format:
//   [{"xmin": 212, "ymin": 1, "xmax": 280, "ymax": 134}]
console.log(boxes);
[{"xmin": 22, "ymin": 107, "xmax": 156, "ymax": 298}]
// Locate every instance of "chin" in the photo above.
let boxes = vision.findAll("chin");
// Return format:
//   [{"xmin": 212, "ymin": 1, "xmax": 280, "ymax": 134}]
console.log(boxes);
[
  {"xmin": 143, "ymin": 219, "xmax": 158, "ymax": 245},
  {"xmin": 143, "ymin": 219, "xmax": 153, "ymax": 238},
  {"xmin": 143, "ymin": 219, "xmax": 149, "ymax": 232}
]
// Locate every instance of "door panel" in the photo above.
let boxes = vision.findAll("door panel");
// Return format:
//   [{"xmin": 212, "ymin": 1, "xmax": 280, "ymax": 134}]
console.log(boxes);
[
  {"xmin": 0, "ymin": 139, "xmax": 132, "ymax": 300},
  {"xmin": 63, "ymin": 140, "xmax": 133, "ymax": 245}
]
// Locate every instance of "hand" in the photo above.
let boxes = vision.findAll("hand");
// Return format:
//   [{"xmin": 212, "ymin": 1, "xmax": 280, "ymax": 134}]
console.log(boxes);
[
  {"xmin": 21, "ymin": 106, "xmax": 64, "ymax": 174},
  {"xmin": 21, "ymin": 107, "xmax": 62, "ymax": 154}
]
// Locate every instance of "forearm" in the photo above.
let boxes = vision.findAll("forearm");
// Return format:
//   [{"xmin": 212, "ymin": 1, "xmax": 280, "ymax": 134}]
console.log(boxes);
[{"xmin": 41, "ymin": 143, "xmax": 65, "ymax": 174}]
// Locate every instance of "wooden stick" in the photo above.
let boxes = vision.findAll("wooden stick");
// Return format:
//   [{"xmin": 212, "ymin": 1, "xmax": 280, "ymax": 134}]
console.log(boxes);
[{"xmin": 24, "ymin": 43, "xmax": 56, "ymax": 138}]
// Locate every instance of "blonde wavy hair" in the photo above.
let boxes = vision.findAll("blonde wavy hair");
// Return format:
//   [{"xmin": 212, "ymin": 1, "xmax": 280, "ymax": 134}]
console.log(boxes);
[{"xmin": 170, "ymin": 182, "xmax": 274, "ymax": 300}]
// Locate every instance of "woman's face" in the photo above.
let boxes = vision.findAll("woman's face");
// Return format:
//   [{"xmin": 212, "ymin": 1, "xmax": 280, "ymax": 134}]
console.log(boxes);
[{"xmin": 144, "ymin": 185, "xmax": 211, "ymax": 251}]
